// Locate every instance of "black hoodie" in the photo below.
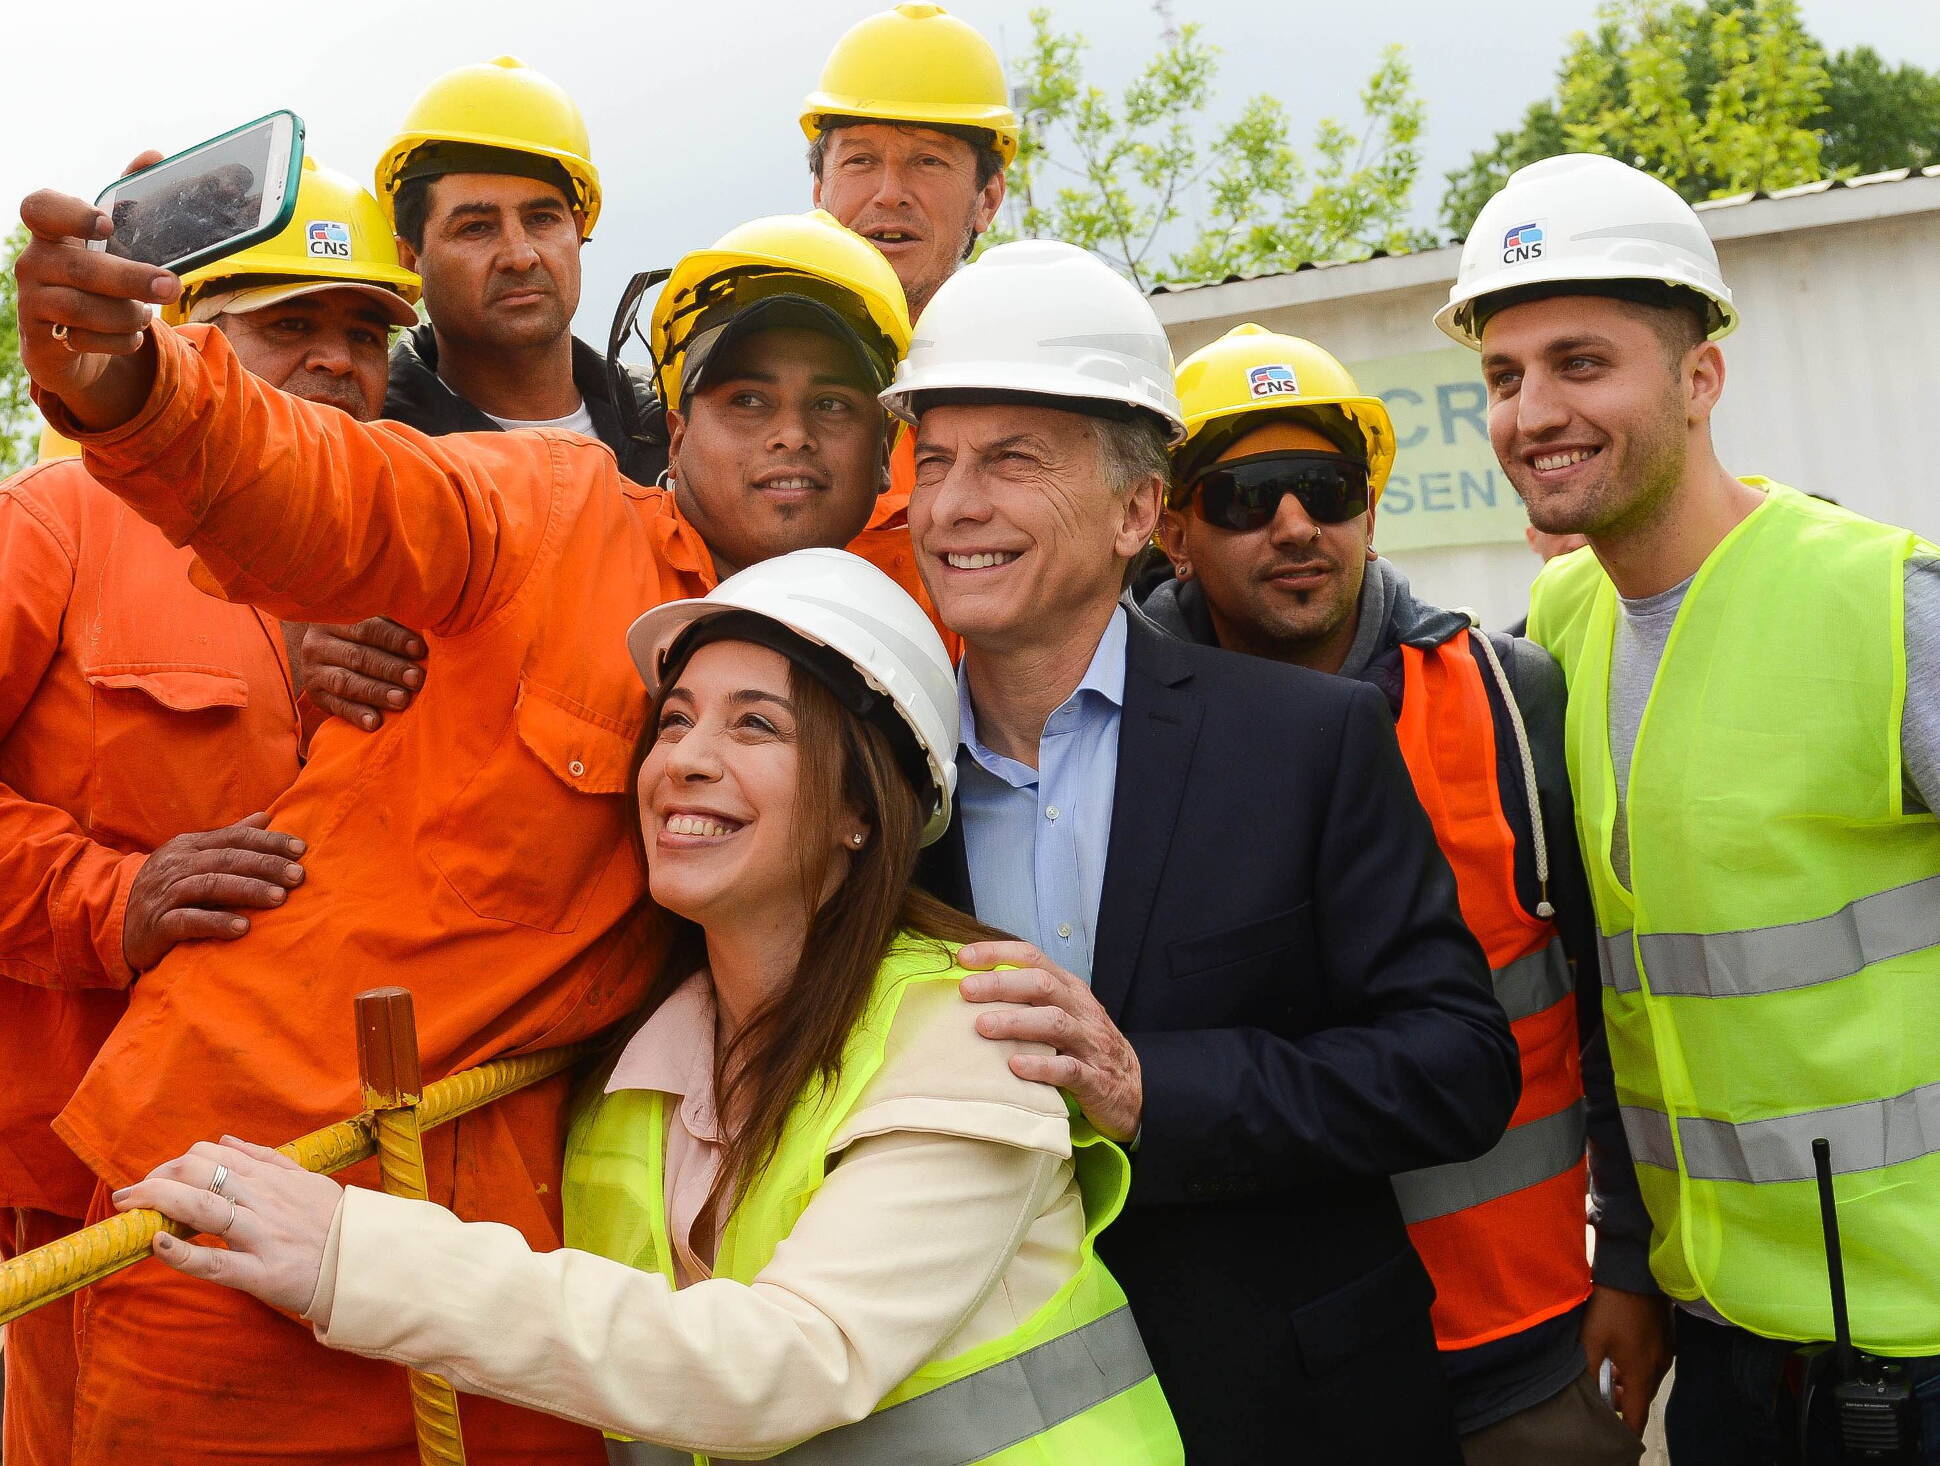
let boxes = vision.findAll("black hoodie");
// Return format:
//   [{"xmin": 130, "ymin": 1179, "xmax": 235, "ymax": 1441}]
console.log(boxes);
[{"xmin": 383, "ymin": 322, "xmax": 669, "ymax": 485}]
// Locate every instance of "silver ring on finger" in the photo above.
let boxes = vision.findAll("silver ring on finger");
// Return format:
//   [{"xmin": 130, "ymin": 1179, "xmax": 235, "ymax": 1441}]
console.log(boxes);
[
  {"xmin": 49, "ymin": 321, "xmax": 79, "ymax": 351},
  {"xmin": 207, "ymin": 1164, "xmax": 231, "ymax": 1198},
  {"xmin": 211, "ymin": 1194, "xmax": 240, "ymax": 1238}
]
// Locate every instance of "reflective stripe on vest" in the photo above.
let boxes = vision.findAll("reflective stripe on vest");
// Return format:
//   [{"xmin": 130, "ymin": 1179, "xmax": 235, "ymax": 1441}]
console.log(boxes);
[
  {"xmin": 1598, "ymin": 874, "xmax": 1940, "ymax": 1000},
  {"xmin": 1623, "ymin": 1081, "xmax": 1940, "ymax": 1184},
  {"xmin": 1497, "ymin": 939, "xmax": 1572, "ymax": 1021},
  {"xmin": 1395, "ymin": 1099, "xmax": 1587, "ymax": 1223},
  {"xmin": 1391, "ymin": 635, "xmax": 1592, "ymax": 1350},
  {"xmin": 606, "ymin": 1306, "xmax": 1153, "ymax": 1466},
  {"xmin": 1530, "ymin": 483, "xmax": 1940, "ymax": 1352}
]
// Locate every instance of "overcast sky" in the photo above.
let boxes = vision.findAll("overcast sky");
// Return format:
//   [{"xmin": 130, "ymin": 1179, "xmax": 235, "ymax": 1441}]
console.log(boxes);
[{"xmin": 7, "ymin": 0, "xmax": 1934, "ymax": 343}]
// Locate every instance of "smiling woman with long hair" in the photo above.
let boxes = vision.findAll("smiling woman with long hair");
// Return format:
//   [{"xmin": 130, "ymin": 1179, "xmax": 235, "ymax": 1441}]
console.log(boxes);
[{"xmin": 117, "ymin": 549, "xmax": 1183, "ymax": 1465}]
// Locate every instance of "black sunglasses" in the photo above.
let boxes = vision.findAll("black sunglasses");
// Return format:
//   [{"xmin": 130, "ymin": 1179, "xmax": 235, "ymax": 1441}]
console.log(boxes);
[{"xmin": 1181, "ymin": 451, "xmax": 1371, "ymax": 532}]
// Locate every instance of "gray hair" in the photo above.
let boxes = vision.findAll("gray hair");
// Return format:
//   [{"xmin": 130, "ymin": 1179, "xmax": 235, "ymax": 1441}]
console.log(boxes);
[{"xmin": 1091, "ymin": 413, "xmax": 1172, "ymax": 497}]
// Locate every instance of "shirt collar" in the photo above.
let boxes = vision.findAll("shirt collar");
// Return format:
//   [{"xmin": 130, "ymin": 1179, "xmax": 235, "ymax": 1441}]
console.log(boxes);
[
  {"xmin": 957, "ymin": 605, "xmax": 1127, "ymax": 779},
  {"xmin": 607, "ymin": 969, "xmax": 714, "ymax": 1084}
]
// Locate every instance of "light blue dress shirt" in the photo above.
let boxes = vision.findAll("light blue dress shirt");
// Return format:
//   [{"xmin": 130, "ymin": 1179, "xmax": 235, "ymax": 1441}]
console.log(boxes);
[{"xmin": 956, "ymin": 608, "xmax": 1126, "ymax": 986}]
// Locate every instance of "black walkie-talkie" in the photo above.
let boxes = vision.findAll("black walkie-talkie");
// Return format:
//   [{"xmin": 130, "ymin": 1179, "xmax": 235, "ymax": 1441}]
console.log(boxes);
[{"xmin": 1813, "ymin": 1137, "xmax": 1917, "ymax": 1461}]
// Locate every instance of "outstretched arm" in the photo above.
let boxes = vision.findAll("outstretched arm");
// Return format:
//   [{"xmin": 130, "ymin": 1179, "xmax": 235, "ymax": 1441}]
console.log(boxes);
[
  {"xmin": 118, "ymin": 1129, "xmax": 1063, "ymax": 1456},
  {"xmin": 16, "ymin": 187, "xmax": 574, "ymax": 636}
]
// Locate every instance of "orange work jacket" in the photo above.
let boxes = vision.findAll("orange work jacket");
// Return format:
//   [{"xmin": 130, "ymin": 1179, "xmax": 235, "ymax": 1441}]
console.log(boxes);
[
  {"xmin": 38, "ymin": 324, "xmax": 951, "ymax": 1464},
  {"xmin": 0, "ymin": 458, "xmax": 299, "ymax": 1217},
  {"xmin": 1390, "ymin": 633, "xmax": 1593, "ymax": 1350}
]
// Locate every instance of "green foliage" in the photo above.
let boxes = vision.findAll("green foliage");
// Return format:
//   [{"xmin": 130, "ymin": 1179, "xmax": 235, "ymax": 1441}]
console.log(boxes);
[
  {"xmin": 1817, "ymin": 46, "xmax": 1940, "ymax": 173},
  {"xmin": 0, "ymin": 226, "xmax": 36, "ymax": 478},
  {"xmin": 992, "ymin": 11, "xmax": 1430, "ymax": 288},
  {"xmin": 1436, "ymin": 0, "xmax": 1922, "ymax": 236}
]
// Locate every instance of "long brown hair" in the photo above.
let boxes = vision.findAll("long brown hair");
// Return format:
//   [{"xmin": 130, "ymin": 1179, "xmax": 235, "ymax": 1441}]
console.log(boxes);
[{"xmin": 630, "ymin": 650, "xmax": 1002, "ymax": 1235}]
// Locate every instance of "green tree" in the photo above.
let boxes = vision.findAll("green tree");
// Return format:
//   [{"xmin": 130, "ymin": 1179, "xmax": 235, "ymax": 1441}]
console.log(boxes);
[
  {"xmin": 995, "ymin": 10, "xmax": 1430, "ymax": 288},
  {"xmin": 1816, "ymin": 46, "xmax": 1940, "ymax": 173},
  {"xmin": 1440, "ymin": 0, "xmax": 1837, "ymax": 234},
  {"xmin": 0, "ymin": 226, "xmax": 38, "ymax": 477}
]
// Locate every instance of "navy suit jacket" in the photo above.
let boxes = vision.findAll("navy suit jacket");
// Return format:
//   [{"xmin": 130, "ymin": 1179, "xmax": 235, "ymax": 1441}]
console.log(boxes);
[{"xmin": 919, "ymin": 615, "xmax": 1520, "ymax": 1462}]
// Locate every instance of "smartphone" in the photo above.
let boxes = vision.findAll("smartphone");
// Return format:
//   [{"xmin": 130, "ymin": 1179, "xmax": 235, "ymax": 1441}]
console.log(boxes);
[{"xmin": 90, "ymin": 111, "xmax": 305, "ymax": 275}]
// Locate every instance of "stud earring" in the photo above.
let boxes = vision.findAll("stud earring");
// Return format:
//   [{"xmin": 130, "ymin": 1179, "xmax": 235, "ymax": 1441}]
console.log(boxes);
[{"xmin": 850, "ymin": 832, "xmax": 865, "ymax": 847}]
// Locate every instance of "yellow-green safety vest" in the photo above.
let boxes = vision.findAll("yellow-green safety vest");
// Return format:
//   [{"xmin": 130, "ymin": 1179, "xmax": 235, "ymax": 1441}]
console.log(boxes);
[
  {"xmin": 562, "ymin": 932, "xmax": 1184, "ymax": 1464},
  {"xmin": 1528, "ymin": 481, "xmax": 1940, "ymax": 1354}
]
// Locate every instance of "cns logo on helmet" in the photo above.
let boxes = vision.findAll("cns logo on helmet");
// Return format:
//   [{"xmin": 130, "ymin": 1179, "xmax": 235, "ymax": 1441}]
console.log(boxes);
[
  {"xmin": 1501, "ymin": 220, "xmax": 1545, "ymax": 265},
  {"xmin": 1247, "ymin": 364, "xmax": 1301, "ymax": 398},
  {"xmin": 306, "ymin": 220, "xmax": 353, "ymax": 260}
]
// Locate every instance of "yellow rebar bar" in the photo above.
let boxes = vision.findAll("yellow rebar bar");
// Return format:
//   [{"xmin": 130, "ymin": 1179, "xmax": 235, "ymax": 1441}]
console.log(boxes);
[
  {"xmin": 360, "ymin": 987, "xmax": 470, "ymax": 1466},
  {"xmin": 0, "ymin": 1040, "xmax": 595, "ymax": 1328}
]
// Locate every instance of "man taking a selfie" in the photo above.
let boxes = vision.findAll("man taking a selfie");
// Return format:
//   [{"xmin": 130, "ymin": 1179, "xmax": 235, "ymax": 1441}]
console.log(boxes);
[{"xmin": 0, "ymin": 158, "xmax": 416, "ymax": 1466}]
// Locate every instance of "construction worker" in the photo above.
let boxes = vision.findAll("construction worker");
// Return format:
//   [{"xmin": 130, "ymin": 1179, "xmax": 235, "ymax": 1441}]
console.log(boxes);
[
  {"xmin": 295, "ymin": 57, "xmax": 671, "ymax": 732},
  {"xmin": 0, "ymin": 157, "xmax": 414, "ymax": 1466},
  {"xmin": 1135, "ymin": 324, "xmax": 1664, "ymax": 1462},
  {"xmin": 11, "ymin": 192, "xmax": 923, "ymax": 1464},
  {"xmin": 893, "ymin": 239, "xmax": 1519, "ymax": 1462},
  {"xmin": 803, "ymin": 2, "xmax": 1012, "ymax": 322},
  {"xmin": 794, "ymin": 2, "xmax": 1017, "ymax": 639},
  {"xmin": 374, "ymin": 55, "xmax": 662, "ymax": 474},
  {"xmin": 1445, "ymin": 153, "xmax": 1940, "ymax": 1462},
  {"xmin": 117, "ymin": 548, "xmax": 1186, "ymax": 1464}
]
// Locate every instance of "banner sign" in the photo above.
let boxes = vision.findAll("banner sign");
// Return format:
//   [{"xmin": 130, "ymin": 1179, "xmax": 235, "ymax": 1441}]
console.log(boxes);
[{"xmin": 1350, "ymin": 346, "xmax": 1532, "ymax": 551}]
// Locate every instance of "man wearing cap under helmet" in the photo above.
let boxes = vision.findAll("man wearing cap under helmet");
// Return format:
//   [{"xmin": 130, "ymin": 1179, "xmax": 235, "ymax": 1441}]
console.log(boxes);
[
  {"xmin": 1136, "ymin": 323, "xmax": 1660, "ymax": 1463},
  {"xmin": 9, "ymin": 195, "xmax": 931, "ymax": 1463},
  {"xmin": 895, "ymin": 237, "xmax": 1519, "ymax": 1461},
  {"xmin": 1452, "ymin": 153, "xmax": 1940, "ymax": 1461},
  {"xmin": 0, "ymin": 156, "xmax": 414, "ymax": 1466}
]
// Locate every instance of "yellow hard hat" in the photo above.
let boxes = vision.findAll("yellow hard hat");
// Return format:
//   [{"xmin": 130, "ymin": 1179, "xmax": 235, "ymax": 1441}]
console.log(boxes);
[
  {"xmin": 648, "ymin": 210, "xmax": 914, "ymax": 411},
  {"xmin": 1172, "ymin": 324, "xmax": 1397, "ymax": 502},
  {"xmin": 375, "ymin": 56, "xmax": 601, "ymax": 235},
  {"xmin": 36, "ymin": 422, "xmax": 80, "ymax": 462},
  {"xmin": 164, "ymin": 157, "xmax": 421, "ymax": 328},
  {"xmin": 802, "ymin": 3, "xmax": 1020, "ymax": 166}
]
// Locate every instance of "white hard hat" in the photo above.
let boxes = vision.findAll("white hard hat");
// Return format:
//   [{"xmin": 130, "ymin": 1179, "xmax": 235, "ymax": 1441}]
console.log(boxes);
[
  {"xmin": 626, "ymin": 548, "xmax": 959, "ymax": 845},
  {"xmin": 1435, "ymin": 153, "xmax": 1737, "ymax": 349},
  {"xmin": 881, "ymin": 240, "xmax": 1185, "ymax": 443}
]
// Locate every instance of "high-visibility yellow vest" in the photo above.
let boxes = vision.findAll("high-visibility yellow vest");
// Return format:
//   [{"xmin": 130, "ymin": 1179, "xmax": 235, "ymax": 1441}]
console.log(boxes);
[
  {"xmin": 1529, "ymin": 481, "xmax": 1940, "ymax": 1354},
  {"xmin": 561, "ymin": 932, "xmax": 1184, "ymax": 1465}
]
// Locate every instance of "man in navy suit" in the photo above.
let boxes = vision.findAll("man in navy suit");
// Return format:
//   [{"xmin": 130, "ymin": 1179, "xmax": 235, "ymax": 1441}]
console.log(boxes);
[{"xmin": 885, "ymin": 239, "xmax": 1521, "ymax": 1462}]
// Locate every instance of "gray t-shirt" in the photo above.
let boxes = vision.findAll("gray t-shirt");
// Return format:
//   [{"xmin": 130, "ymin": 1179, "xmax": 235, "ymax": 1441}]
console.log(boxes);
[{"xmin": 1610, "ymin": 558, "xmax": 1940, "ymax": 887}]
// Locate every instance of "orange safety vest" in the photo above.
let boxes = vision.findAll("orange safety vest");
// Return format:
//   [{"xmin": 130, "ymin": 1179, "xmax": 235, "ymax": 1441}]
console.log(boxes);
[{"xmin": 1391, "ymin": 633, "xmax": 1592, "ymax": 1351}]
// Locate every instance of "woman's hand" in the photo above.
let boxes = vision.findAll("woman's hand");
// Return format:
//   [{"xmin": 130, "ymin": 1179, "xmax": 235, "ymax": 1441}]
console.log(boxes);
[{"xmin": 112, "ymin": 1136, "xmax": 343, "ymax": 1315}]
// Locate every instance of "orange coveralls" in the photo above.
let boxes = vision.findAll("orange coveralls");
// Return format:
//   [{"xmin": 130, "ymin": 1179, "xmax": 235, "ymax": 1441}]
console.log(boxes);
[
  {"xmin": 39, "ymin": 323, "xmax": 946, "ymax": 1465},
  {"xmin": 0, "ymin": 458, "xmax": 300, "ymax": 1466}
]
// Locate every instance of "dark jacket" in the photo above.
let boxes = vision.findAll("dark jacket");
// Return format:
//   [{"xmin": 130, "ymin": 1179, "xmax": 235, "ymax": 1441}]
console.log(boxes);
[
  {"xmin": 918, "ymin": 614, "xmax": 1520, "ymax": 1463},
  {"xmin": 383, "ymin": 323, "xmax": 669, "ymax": 484},
  {"xmin": 1137, "ymin": 563, "xmax": 1658, "ymax": 1435}
]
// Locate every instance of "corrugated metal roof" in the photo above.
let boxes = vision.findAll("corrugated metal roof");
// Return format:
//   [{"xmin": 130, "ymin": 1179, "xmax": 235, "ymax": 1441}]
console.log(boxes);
[{"xmin": 1147, "ymin": 163, "xmax": 1940, "ymax": 296}]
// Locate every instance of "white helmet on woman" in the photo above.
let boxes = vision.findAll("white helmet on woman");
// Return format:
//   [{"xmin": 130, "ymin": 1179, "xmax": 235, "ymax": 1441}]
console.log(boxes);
[
  {"xmin": 1436, "ymin": 153, "xmax": 1737, "ymax": 349},
  {"xmin": 626, "ymin": 549, "xmax": 958, "ymax": 844},
  {"xmin": 881, "ymin": 239, "xmax": 1185, "ymax": 443}
]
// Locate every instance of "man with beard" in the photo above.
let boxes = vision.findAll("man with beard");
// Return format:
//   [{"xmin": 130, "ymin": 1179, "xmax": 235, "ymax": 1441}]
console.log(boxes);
[
  {"xmin": 0, "ymin": 158, "xmax": 415, "ymax": 1466},
  {"xmin": 1452, "ymin": 153, "xmax": 1940, "ymax": 1462},
  {"xmin": 1134, "ymin": 324, "xmax": 1662, "ymax": 1463},
  {"xmin": 10, "ymin": 195, "xmax": 919, "ymax": 1464},
  {"xmin": 293, "ymin": 57, "xmax": 671, "ymax": 731}
]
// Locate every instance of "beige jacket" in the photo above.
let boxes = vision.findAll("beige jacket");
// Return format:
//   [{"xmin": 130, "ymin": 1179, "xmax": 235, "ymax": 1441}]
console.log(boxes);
[{"xmin": 306, "ymin": 983, "xmax": 1084, "ymax": 1458}]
